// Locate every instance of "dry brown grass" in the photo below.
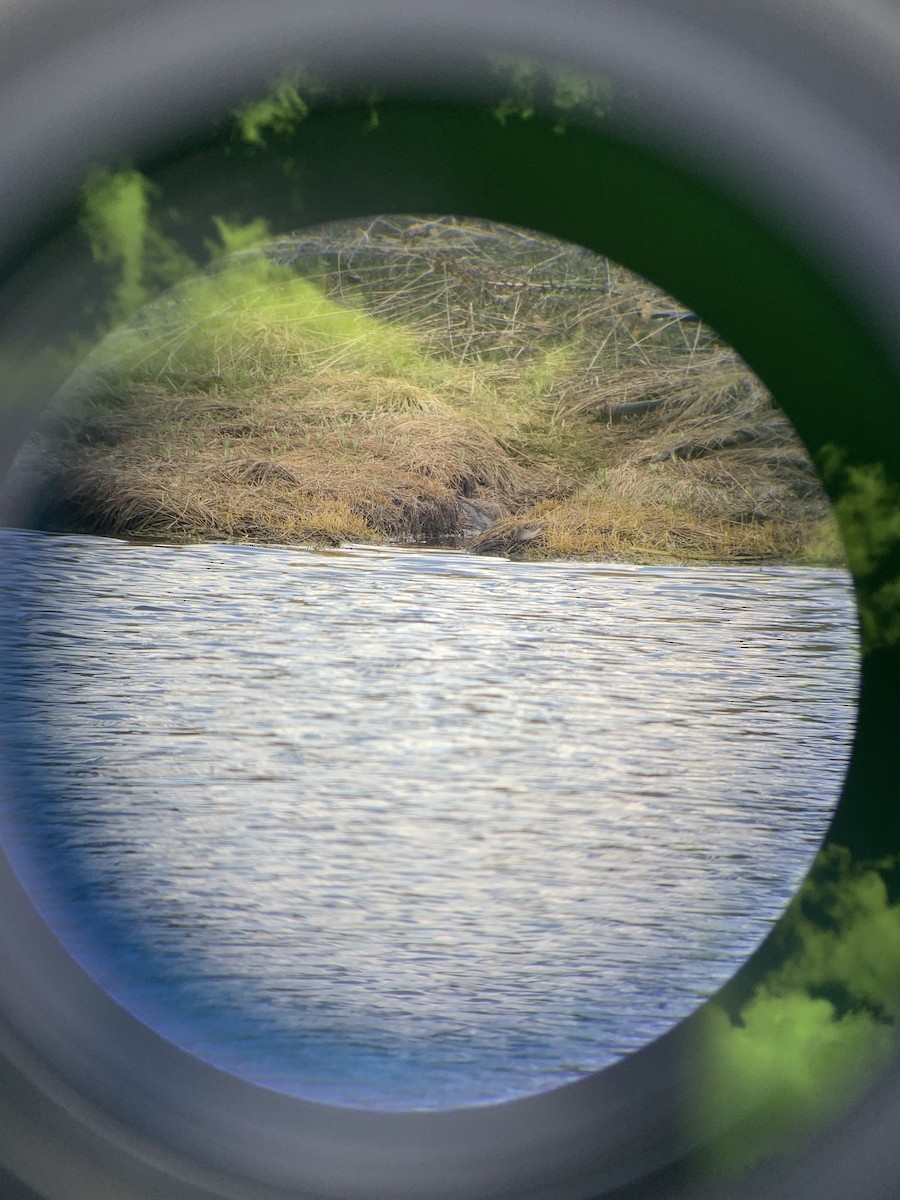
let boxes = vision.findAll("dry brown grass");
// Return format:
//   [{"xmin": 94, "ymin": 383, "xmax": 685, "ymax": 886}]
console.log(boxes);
[
  {"xmin": 517, "ymin": 492, "xmax": 840, "ymax": 563},
  {"xmin": 17, "ymin": 215, "xmax": 844, "ymax": 564},
  {"xmin": 33, "ymin": 377, "xmax": 563, "ymax": 546}
]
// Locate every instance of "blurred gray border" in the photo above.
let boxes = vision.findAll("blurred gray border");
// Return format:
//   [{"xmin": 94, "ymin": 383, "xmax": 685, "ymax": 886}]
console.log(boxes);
[{"xmin": 1, "ymin": 3, "xmax": 899, "ymax": 1198}]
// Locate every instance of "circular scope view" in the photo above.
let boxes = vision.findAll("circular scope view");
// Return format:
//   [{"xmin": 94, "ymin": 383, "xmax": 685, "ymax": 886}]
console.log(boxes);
[{"xmin": 0, "ymin": 214, "xmax": 858, "ymax": 1109}]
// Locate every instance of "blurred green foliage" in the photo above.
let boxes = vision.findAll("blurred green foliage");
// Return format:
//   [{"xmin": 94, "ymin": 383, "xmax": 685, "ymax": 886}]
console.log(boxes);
[
  {"xmin": 487, "ymin": 54, "xmax": 612, "ymax": 133},
  {"xmin": 233, "ymin": 72, "xmax": 326, "ymax": 146},
  {"xmin": 819, "ymin": 448, "xmax": 900, "ymax": 653},
  {"xmin": 694, "ymin": 845, "xmax": 900, "ymax": 1173},
  {"xmin": 80, "ymin": 169, "xmax": 195, "ymax": 324}
]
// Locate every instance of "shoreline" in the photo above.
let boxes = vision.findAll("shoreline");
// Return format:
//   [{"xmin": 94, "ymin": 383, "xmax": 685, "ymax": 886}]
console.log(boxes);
[
  {"xmin": 11, "ymin": 402, "xmax": 844, "ymax": 568},
  {"xmin": 7, "ymin": 513, "xmax": 842, "ymax": 569}
]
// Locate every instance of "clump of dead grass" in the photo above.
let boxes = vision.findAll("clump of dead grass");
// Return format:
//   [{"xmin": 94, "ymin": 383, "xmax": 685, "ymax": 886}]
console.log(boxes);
[
  {"xmin": 511, "ymin": 492, "xmax": 840, "ymax": 564},
  {"xmin": 31, "ymin": 373, "xmax": 558, "ymax": 546},
  {"xmin": 15, "ymin": 214, "xmax": 843, "ymax": 564}
]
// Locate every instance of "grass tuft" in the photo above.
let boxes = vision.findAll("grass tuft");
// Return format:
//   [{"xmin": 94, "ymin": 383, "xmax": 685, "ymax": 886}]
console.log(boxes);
[{"xmin": 11, "ymin": 215, "xmax": 845, "ymax": 564}]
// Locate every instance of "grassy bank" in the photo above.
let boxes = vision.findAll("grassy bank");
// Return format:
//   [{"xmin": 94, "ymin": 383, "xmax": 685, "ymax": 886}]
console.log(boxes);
[{"xmin": 13, "ymin": 215, "xmax": 843, "ymax": 564}]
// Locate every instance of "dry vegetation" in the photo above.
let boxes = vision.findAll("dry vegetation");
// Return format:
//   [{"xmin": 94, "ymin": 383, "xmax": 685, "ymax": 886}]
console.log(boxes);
[{"xmin": 13, "ymin": 214, "xmax": 842, "ymax": 563}]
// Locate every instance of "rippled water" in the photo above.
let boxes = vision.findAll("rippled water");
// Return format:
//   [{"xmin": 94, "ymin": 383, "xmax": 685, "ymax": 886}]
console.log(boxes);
[{"xmin": 0, "ymin": 528, "xmax": 859, "ymax": 1109}]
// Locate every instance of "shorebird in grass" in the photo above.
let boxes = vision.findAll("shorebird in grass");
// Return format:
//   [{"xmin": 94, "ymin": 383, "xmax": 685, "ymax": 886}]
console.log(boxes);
[
  {"xmin": 467, "ymin": 515, "xmax": 544, "ymax": 557},
  {"xmin": 457, "ymin": 497, "xmax": 501, "ymax": 534}
]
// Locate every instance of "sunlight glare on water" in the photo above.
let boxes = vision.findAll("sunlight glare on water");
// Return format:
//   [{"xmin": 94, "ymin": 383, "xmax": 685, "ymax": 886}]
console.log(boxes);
[{"xmin": 0, "ymin": 529, "xmax": 859, "ymax": 1109}]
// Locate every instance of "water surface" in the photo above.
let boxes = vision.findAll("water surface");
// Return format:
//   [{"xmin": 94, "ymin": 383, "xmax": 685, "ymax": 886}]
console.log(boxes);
[{"xmin": 0, "ymin": 529, "xmax": 858, "ymax": 1108}]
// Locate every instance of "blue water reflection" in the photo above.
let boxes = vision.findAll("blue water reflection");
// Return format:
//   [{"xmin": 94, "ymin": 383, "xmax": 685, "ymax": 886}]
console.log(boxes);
[{"xmin": 0, "ymin": 529, "xmax": 859, "ymax": 1108}]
